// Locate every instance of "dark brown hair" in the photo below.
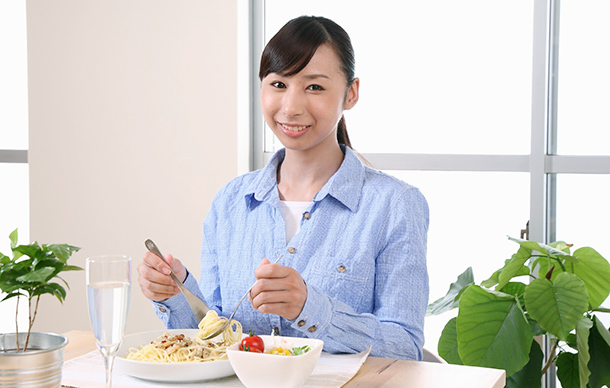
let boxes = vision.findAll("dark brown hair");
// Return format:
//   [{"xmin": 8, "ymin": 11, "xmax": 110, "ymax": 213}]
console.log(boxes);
[{"xmin": 259, "ymin": 16, "xmax": 356, "ymax": 149}]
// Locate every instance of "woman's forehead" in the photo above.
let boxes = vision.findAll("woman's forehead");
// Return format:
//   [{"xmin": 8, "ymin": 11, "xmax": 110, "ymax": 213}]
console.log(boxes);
[{"xmin": 276, "ymin": 45, "xmax": 344, "ymax": 79}]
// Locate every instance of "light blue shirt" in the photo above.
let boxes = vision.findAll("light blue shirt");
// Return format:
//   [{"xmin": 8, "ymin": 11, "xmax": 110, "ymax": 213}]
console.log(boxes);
[{"xmin": 153, "ymin": 146, "xmax": 429, "ymax": 360}]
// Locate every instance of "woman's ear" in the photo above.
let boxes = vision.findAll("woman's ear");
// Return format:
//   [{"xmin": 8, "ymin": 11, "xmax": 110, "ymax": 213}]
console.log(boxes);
[{"xmin": 344, "ymin": 77, "xmax": 360, "ymax": 110}]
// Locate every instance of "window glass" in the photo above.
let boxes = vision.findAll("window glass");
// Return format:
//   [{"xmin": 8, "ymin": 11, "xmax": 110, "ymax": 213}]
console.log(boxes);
[
  {"xmin": 556, "ymin": 0, "xmax": 610, "ymax": 156},
  {"xmin": 264, "ymin": 0, "xmax": 533, "ymax": 155},
  {"xmin": 556, "ymin": 174, "xmax": 610, "ymax": 328},
  {"xmin": 0, "ymin": 0, "xmax": 29, "ymax": 149},
  {"xmin": 0, "ymin": 163, "xmax": 30, "ymax": 333},
  {"xmin": 387, "ymin": 170, "xmax": 529, "ymax": 354}
]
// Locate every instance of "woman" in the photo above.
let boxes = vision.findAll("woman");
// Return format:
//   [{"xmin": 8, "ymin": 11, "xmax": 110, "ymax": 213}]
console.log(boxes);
[{"xmin": 137, "ymin": 16, "xmax": 429, "ymax": 360}]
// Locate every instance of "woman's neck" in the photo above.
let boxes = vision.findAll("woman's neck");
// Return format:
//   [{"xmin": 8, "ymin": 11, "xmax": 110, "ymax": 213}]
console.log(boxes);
[{"xmin": 277, "ymin": 145, "xmax": 344, "ymax": 201}]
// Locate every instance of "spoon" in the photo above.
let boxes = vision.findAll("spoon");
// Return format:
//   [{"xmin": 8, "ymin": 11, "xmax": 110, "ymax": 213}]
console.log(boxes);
[{"xmin": 145, "ymin": 239, "xmax": 211, "ymax": 323}]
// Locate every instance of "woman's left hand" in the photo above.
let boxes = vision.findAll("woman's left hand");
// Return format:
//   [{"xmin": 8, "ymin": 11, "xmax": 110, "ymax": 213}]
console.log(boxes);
[{"xmin": 249, "ymin": 258, "xmax": 307, "ymax": 320}]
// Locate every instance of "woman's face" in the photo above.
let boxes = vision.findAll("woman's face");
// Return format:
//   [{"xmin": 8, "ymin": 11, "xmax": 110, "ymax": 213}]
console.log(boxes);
[{"xmin": 260, "ymin": 44, "xmax": 359, "ymax": 154}]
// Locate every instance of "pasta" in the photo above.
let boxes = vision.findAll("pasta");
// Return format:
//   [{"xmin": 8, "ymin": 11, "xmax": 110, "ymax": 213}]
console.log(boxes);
[{"xmin": 126, "ymin": 310, "xmax": 242, "ymax": 363}]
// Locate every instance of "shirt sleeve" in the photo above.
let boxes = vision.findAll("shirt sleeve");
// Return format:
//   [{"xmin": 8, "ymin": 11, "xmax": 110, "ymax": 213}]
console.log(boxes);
[
  {"xmin": 288, "ymin": 187, "xmax": 429, "ymax": 360},
  {"xmin": 151, "ymin": 271, "xmax": 203, "ymax": 329}
]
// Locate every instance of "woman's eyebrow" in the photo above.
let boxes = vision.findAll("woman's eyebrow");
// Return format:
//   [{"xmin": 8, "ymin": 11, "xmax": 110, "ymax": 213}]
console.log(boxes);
[{"xmin": 302, "ymin": 73, "xmax": 331, "ymax": 80}]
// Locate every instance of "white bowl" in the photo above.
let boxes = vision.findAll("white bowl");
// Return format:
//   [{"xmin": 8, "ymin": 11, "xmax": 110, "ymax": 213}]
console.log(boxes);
[
  {"xmin": 226, "ymin": 335, "xmax": 323, "ymax": 388},
  {"xmin": 114, "ymin": 329, "xmax": 235, "ymax": 383}
]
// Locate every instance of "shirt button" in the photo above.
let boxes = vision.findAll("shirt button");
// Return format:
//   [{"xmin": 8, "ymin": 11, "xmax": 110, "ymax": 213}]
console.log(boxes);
[
  {"xmin": 159, "ymin": 308, "xmax": 167, "ymax": 313},
  {"xmin": 303, "ymin": 212, "xmax": 311, "ymax": 220},
  {"xmin": 308, "ymin": 325, "xmax": 317, "ymax": 333},
  {"xmin": 337, "ymin": 265, "xmax": 346, "ymax": 273},
  {"xmin": 274, "ymin": 327, "xmax": 280, "ymax": 335},
  {"xmin": 288, "ymin": 247, "xmax": 296, "ymax": 254},
  {"xmin": 298, "ymin": 320, "xmax": 306, "ymax": 327}
]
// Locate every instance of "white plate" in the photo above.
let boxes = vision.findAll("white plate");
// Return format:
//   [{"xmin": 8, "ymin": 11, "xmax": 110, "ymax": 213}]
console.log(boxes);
[{"xmin": 114, "ymin": 329, "xmax": 235, "ymax": 383}]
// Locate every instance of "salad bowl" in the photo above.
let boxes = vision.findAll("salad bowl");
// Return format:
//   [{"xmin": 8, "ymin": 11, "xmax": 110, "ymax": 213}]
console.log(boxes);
[{"xmin": 226, "ymin": 335, "xmax": 323, "ymax": 388}]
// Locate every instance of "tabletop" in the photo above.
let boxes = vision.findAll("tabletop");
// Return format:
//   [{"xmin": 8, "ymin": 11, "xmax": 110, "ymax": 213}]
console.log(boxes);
[{"xmin": 62, "ymin": 330, "xmax": 506, "ymax": 388}]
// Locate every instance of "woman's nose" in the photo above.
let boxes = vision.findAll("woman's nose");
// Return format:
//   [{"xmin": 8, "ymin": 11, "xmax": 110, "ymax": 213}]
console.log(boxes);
[{"xmin": 281, "ymin": 88, "xmax": 304, "ymax": 116}]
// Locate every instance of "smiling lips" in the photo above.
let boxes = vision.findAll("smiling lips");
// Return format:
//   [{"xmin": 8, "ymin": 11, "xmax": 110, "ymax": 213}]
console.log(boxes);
[{"xmin": 279, "ymin": 122, "xmax": 310, "ymax": 137}]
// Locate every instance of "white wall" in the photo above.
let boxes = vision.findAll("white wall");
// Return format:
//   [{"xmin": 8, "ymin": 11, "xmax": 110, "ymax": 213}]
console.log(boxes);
[{"xmin": 26, "ymin": 0, "xmax": 239, "ymax": 335}]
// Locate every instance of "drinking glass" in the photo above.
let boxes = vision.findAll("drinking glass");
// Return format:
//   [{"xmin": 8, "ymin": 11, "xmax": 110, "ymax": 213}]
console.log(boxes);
[{"xmin": 86, "ymin": 255, "xmax": 131, "ymax": 388}]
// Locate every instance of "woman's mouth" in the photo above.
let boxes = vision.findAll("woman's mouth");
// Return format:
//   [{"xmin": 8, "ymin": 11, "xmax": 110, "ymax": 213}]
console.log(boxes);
[
  {"xmin": 280, "ymin": 123, "xmax": 308, "ymax": 132},
  {"xmin": 279, "ymin": 122, "xmax": 310, "ymax": 137}
]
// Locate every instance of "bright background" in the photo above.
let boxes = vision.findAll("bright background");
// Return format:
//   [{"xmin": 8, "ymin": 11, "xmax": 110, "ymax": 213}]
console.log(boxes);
[{"xmin": 1, "ymin": 1, "xmax": 609, "ymax": 361}]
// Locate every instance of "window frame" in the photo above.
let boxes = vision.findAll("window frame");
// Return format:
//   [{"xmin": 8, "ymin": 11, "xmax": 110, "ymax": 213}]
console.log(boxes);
[
  {"xmin": 0, "ymin": 151, "xmax": 28, "ymax": 164},
  {"xmin": 245, "ymin": 1, "xmax": 610, "ymax": 386},
  {"xmin": 246, "ymin": 0, "xmax": 610, "ymax": 240}
]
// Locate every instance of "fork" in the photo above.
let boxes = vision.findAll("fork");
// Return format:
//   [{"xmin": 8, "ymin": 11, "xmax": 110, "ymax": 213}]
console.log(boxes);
[
  {"xmin": 205, "ymin": 254, "xmax": 284, "ymax": 340},
  {"xmin": 145, "ymin": 239, "xmax": 211, "ymax": 324}
]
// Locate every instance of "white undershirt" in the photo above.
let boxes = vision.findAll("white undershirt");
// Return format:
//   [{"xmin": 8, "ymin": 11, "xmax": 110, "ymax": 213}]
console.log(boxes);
[{"xmin": 279, "ymin": 200, "xmax": 312, "ymax": 241}]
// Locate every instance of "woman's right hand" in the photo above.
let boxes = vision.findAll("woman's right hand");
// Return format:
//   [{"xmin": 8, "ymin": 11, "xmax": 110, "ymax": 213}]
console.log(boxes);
[{"xmin": 137, "ymin": 251, "xmax": 187, "ymax": 302}]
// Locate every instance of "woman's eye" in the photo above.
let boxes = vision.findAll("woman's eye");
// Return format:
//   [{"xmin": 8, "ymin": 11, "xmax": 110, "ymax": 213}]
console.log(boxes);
[
  {"xmin": 307, "ymin": 84, "xmax": 324, "ymax": 91},
  {"xmin": 271, "ymin": 81, "xmax": 286, "ymax": 89}
]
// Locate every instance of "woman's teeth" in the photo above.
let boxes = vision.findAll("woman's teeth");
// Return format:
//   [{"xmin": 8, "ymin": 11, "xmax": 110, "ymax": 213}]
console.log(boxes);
[{"xmin": 282, "ymin": 124, "xmax": 307, "ymax": 132}]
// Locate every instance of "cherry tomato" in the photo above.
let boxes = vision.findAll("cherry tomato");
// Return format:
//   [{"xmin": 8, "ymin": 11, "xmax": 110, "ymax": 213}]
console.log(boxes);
[{"xmin": 239, "ymin": 330, "xmax": 265, "ymax": 353}]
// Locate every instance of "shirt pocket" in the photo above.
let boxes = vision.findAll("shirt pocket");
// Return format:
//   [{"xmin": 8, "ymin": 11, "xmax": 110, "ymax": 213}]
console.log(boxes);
[{"xmin": 306, "ymin": 255, "xmax": 371, "ymax": 309}]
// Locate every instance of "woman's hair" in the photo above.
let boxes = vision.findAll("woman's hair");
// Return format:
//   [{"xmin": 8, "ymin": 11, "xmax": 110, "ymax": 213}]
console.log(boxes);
[{"xmin": 259, "ymin": 16, "xmax": 356, "ymax": 149}]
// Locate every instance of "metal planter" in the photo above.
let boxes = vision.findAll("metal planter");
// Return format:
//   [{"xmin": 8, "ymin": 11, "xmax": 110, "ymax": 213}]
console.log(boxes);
[{"xmin": 0, "ymin": 332, "xmax": 68, "ymax": 388}]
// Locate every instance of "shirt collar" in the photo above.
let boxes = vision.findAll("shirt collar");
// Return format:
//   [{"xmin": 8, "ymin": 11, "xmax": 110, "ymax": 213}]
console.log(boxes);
[{"xmin": 245, "ymin": 145, "xmax": 365, "ymax": 212}]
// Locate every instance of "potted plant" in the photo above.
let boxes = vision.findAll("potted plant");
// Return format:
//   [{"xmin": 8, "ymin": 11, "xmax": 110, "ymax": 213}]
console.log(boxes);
[
  {"xmin": 0, "ymin": 228, "xmax": 81, "ymax": 387},
  {"xmin": 427, "ymin": 237, "xmax": 610, "ymax": 388}
]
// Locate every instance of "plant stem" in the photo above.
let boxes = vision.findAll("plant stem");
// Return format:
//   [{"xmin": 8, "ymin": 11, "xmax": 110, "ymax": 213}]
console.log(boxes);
[
  {"xmin": 552, "ymin": 256, "xmax": 566, "ymax": 272},
  {"xmin": 23, "ymin": 295, "xmax": 40, "ymax": 352},
  {"xmin": 541, "ymin": 339, "xmax": 558, "ymax": 375},
  {"xmin": 15, "ymin": 294, "xmax": 20, "ymax": 351},
  {"xmin": 593, "ymin": 307, "xmax": 610, "ymax": 313}
]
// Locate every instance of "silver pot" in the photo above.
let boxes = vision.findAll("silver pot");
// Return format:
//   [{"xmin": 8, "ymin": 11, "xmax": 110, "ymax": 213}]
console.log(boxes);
[{"xmin": 0, "ymin": 332, "xmax": 68, "ymax": 388}]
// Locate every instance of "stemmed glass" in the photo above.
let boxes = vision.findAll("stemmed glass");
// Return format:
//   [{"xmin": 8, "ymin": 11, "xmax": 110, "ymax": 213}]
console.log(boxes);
[{"xmin": 86, "ymin": 255, "xmax": 131, "ymax": 388}]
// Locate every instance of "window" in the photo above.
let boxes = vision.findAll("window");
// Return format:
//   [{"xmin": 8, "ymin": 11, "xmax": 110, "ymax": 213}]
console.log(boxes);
[
  {"xmin": 249, "ymin": 2, "xmax": 610, "ymax": 385},
  {"xmin": 555, "ymin": 0, "xmax": 610, "ymax": 156},
  {"xmin": 0, "ymin": 0, "xmax": 29, "ymax": 333}
]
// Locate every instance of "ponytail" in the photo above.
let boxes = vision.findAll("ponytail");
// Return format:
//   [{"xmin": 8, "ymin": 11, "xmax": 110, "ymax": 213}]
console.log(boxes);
[{"xmin": 337, "ymin": 115, "xmax": 352, "ymax": 149}]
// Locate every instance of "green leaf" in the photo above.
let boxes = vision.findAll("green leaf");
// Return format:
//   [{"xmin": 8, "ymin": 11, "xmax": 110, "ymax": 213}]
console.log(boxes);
[
  {"xmin": 500, "ymin": 281, "xmax": 527, "ymax": 297},
  {"xmin": 535, "ymin": 256, "xmax": 565, "ymax": 282},
  {"xmin": 1, "ymin": 291, "xmax": 26, "ymax": 302},
  {"xmin": 55, "ymin": 275, "xmax": 70, "ymax": 289},
  {"xmin": 549, "ymin": 240, "xmax": 574, "ymax": 254},
  {"xmin": 456, "ymin": 285, "xmax": 533, "ymax": 376},
  {"xmin": 31, "ymin": 283, "xmax": 67, "ymax": 303},
  {"xmin": 509, "ymin": 236, "xmax": 570, "ymax": 258},
  {"xmin": 497, "ymin": 246, "xmax": 532, "ymax": 290},
  {"xmin": 0, "ymin": 281, "xmax": 30, "ymax": 293},
  {"xmin": 427, "ymin": 267, "xmax": 474, "ymax": 316},
  {"xmin": 525, "ymin": 313, "xmax": 546, "ymax": 336},
  {"xmin": 505, "ymin": 340, "xmax": 543, "ymax": 388},
  {"xmin": 61, "ymin": 265, "xmax": 84, "ymax": 272},
  {"xmin": 1, "ymin": 259, "xmax": 35, "ymax": 282},
  {"xmin": 588, "ymin": 316, "xmax": 610, "ymax": 388},
  {"xmin": 481, "ymin": 259, "xmax": 510, "ymax": 288},
  {"xmin": 565, "ymin": 247, "xmax": 610, "ymax": 309},
  {"xmin": 437, "ymin": 317, "xmax": 463, "ymax": 365},
  {"xmin": 44, "ymin": 243, "xmax": 80, "ymax": 262},
  {"xmin": 16, "ymin": 267, "xmax": 56, "ymax": 283},
  {"xmin": 9, "ymin": 228, "xmax": 18, "ymax": 248},
  {"xmin": 575, "ymin": 317, "xmax": 593, "ymax": 388},
  {"xmin": 524, "ymin": 273, "xmax": 589, "ymax": 341},
  {"xmin": 500, "ymin": 281, "xmax": 527, "ymax": 306},
  {"xmin": 556, "ymin": 352, "xmax": 580, "ymax": 388},
  {"xmin": 566, "ymin": 333, "xmax": 578, "ymax": 350},
  {"xmin": 0, "ymin": 253, "xmax": 11, "ymax": 264},
  {"xmin": 291, "ymin": 345, "xmax": 310, "ymax": 355},
  {"xmin": 12, "ymin": 242, "xmax": 46, "ymax": 260},
  {"xmin": 483, "ymin": 258, "xmax": 531, "ymax": 289}
]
